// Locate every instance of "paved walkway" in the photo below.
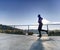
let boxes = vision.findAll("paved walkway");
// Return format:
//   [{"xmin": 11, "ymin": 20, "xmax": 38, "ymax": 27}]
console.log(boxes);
[{"xmin": 0, "ymin": 33, "xmax": 60, "ymax": 50}]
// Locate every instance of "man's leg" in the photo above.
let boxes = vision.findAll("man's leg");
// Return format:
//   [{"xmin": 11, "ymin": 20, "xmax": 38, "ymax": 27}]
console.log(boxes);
[
  {"xmin": 39, "ymin": 31, "xmax": 42, "ymax": 38},
  {"xmin": 38, "ymin": 26, "xmax": 42, "ymax": 38}
]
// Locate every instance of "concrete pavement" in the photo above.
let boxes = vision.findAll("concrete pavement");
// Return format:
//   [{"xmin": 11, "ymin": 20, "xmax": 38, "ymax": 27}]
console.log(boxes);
[{"xmin": 0, "ymin": 33, "xmax": 60, "ymax": 50}]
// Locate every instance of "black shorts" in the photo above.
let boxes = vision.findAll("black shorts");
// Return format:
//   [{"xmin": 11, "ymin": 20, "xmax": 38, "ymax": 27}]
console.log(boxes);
[{"xmin": 38, "ymin": 25, "xmax": 42, "ymax": 31}]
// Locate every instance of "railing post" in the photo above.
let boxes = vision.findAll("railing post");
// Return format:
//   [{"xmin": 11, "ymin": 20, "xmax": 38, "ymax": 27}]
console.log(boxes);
[
  {"xmin": 28, "ymin": 25, "xmax": 29, "ymax": 33},
  {"xmin": 47, "ymin": 24, "xmax": 48, "ymax": 34},
  {"xmin": 14, "ymin": 25, "xmax": 15, "ymax": 32}
]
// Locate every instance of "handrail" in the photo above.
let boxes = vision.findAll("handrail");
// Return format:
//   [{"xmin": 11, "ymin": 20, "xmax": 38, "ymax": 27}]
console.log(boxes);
[{"xmin": 6, "ymin": 24, "xmax": 60, "ymax": 26}]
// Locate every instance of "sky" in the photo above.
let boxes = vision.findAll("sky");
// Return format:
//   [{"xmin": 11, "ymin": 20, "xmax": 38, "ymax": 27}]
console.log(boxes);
[{"xmin": 0, "ymin": 0, "xmax": 60, "ymax": 25}]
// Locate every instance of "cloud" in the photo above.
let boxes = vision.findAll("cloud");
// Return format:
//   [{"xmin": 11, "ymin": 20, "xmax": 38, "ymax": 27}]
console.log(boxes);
[
  {"xmin": 42, "ymin": 19, "xmax": 51, "ymax": 24},
  {"xmin": 42, "ymin": 19, "xmax": 60, "ymax": 24},
  {"xmin": 52, "ymin": 22, "xmax": 60, "ymax": 24}
]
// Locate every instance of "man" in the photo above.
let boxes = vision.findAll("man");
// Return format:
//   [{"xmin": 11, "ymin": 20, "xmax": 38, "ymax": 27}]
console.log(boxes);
[{"xmin": 38, "ymin": 14, "xmax": 43, "ymax": 38}]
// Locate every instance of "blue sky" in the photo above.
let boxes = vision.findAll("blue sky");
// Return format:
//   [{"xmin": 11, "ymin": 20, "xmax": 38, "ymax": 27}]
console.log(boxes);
[{"xmin": 0, "ymin": 0, "xmax": 60, "ymax": 25}]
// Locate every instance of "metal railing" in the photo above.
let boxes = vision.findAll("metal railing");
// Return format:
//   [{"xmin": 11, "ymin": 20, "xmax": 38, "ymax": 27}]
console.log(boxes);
[{"xmin": 0, "ymin": 24, "xmax": 60, "ymax": 35}]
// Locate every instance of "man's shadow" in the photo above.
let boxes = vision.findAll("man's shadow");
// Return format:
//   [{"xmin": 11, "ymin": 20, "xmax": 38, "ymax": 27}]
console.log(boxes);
[{"xmin": 30, "ymin": 38, "xmax": 44, "ymax": 50}]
